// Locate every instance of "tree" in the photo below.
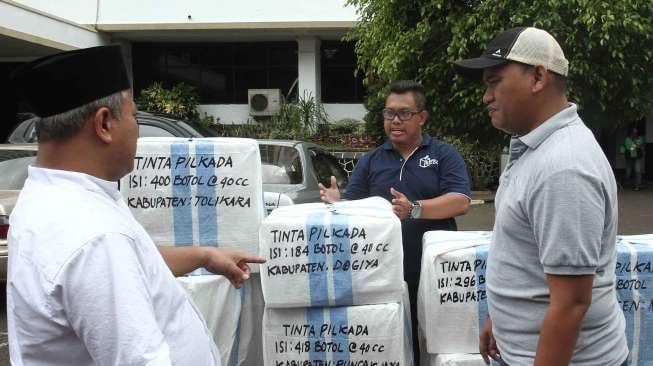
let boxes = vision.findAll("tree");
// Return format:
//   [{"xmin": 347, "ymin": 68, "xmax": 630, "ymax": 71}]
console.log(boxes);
[{"xmin": 346, "ymin": 0, "xmax": 653, "ymax": 144}]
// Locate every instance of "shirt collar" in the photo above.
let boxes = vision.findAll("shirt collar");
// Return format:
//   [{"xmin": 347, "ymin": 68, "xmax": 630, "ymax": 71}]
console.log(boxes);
[
  {"xmin": 518, "ymin": 103, "xmax": 578, "ymax": 150},
  {"xmin": 27, "ymin": 165, "xmax": 122, "ymax": 201},
  {"xmin": 382, "ymin": 134, "xmax": 432, "ymax": 150}
]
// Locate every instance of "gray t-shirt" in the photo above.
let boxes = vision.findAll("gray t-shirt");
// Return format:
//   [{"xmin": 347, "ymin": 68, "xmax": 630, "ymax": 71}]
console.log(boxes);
[{"xmin": 488, "ymin": 104, "xmax": 628, "ymax": 366}]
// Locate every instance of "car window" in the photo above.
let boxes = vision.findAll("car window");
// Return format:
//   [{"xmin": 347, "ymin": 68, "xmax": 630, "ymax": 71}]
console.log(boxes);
[
  {"xmin": 323, "ymin": 152, "xmax": 349, "ymax": 188},
  {"xmin": 138, "ymin": 124, "xmax": 176, "ymax": 137},
  {"xmin": 309, "ymin": 149, "xmax": 334, "ymax": 187},
  {"xmin": 259, "ymin": 144, "xmax": 303, "ymax": 184},
  {"xmin": 309, "ymin": 148, "xmax": 347, "ymax": 188},
  {"xmin": 0, "ymin": 156, "xmax": 33, "ymax": 189},
  {"xmin": 8, "ymin": 119, "xmax": 37, "ymax": 144},
  {"xmin": 177, "ymin": 121, "xmax": 211, "ymax": 138}
]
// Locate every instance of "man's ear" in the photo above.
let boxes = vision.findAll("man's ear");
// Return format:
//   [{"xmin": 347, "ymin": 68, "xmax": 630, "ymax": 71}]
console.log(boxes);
[
  {"xmin": 418, "ymin": 110, "xmax": 429, "ymax": 127},
  {"xmin": 92, "ymin": 107, "xmax": 115, "ymax": 144},
  {"xmin": 531, "ymin": 65, "xmax": 548, "ymax": 93}
]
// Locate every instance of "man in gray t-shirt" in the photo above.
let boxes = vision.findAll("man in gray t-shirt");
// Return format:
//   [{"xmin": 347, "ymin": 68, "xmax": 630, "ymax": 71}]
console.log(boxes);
[{"xmin": 454, "ymin": 27, "xmax": 628, "ymax": 366}]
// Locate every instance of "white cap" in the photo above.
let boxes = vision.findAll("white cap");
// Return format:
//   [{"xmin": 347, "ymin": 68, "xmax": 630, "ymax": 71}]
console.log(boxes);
[{"xmin": 454, "ymin": 27, "xmax": 569, "ymax": 77}]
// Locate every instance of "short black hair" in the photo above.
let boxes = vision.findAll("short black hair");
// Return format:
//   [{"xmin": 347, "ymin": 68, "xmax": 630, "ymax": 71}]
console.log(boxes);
[
  {"xmin": 513, "ymin": 63, "xmax": 567, "ymax": 94},
  {"xmin": 388, "ymin": 80, "xmax": 427, "ymax": 111}
]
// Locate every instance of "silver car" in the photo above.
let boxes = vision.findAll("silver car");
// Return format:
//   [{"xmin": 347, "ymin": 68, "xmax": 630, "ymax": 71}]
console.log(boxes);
[
  {"xmin": 259, "ymin": 140, "xmax": 348, "ymax": 204},
  {"xmin": 0, "ymin": 145, "xmax": 38, "ymax": 282},
  {"xmin": 0, "ymin": 140, "xmax": 348, "ymax": 281},
  {"xmin": 7, "ymin": 115, "xmax": 349, "ymax": 204}
]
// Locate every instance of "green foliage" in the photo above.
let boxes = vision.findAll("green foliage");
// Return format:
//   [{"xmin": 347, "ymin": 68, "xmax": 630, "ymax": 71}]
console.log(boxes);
[
  {"xmin": 346, "ymin": 0, "xmax": 653, "ymax": 142},
  {"xmin": 269, "ymin": 91, "xmax": 330, "ymax": 138},
  {"xmin": 441, "ymin": 135, "xmax": 502, "ymax": 190},
  {"xmin": 214, "ymin": 92, "xmax": 331, "ymax": 141},
  {"xmin": 331, "ymin": 118, "xmax": 365, "ymax": 135},
  {"xmin": 136, "ymin": 82, "xmax": 213, "ymax": 125},
  {"xmin": 212, "ymin": 123, "xmax": 274, "ymax": 139}
]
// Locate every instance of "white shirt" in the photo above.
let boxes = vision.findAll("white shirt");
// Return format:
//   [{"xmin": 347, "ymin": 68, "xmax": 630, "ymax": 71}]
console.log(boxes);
[{"xmin": 7, "ymin": 166, "xmax": 221, "ymax": 366}]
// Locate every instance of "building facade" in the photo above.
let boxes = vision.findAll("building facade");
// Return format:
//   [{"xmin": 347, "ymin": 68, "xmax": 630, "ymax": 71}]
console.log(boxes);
[
  {"xmin": 1, "ymin": 0, "xmax": 651, "ymax": 178},
  {"xmin": 0, "ymin": 0, "xmax": 367, "ymax": 134}
]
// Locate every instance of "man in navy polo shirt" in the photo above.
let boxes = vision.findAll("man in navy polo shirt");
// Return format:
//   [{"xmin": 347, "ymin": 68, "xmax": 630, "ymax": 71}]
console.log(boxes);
[{"xmin": 320, "ymin": 80, "xmax": 471, "ymax": 364}]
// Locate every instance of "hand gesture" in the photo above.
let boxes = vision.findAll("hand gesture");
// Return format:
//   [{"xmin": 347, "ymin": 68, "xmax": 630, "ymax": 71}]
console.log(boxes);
[
  {"xmin": 318, "ymin": 175, "xmax": 341, "ymax": 203},
  {"xmin": 203, "ymin": 248, "xmax": 266, "ymax": 288},
  {"xmin": 390, "ymin": 187, "xmax": 411, "ymax": 219},
  {"xmin": 479, "ymin": 316, "xmax": 500, "ymax": 364}
]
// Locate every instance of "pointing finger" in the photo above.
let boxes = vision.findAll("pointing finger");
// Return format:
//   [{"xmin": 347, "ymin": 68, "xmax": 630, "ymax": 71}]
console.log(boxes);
[{"xmin": 241, "ymin": 255, "xmax": 266, "ymax": 264}]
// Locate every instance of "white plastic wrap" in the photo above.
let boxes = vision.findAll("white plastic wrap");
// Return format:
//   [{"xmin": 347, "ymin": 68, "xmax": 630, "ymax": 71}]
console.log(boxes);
[
  {"xmin": 417, "ymin": 231, "xmax": 492, "ymax": 354},
  {"xmin": 176, "ymin": 275, "xmax": 241, "ymax": 365},
  {"xmin": 426, "ymin": 353, "xmax": 485, "ymax": 366},
  {"xmin": 260, "ymin": 197, "xmax": 404, "ymax": 308},
  {"xmin": 231, "ymin": 273, "xmax": 266, "ymax": 366},
  {"xmin": 615, "ymin": 237, "xmax": 653, "ymax": 366},
  {"xmin": 263, "ymin": 283, "xmax": 413, "ymax": 366},
  {"xmin": 119, "ymin": 137, "xmax": 264, "ymax": 266},
  {"xmin": 418, "ymin": 232, "xmax": 653, "ymax": 362}
]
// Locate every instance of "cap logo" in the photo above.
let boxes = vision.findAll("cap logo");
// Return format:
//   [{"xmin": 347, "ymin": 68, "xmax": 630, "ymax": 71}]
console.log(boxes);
[{"xmin": 492, "ymin": 49, "xmax": 502, "ymax": 57}]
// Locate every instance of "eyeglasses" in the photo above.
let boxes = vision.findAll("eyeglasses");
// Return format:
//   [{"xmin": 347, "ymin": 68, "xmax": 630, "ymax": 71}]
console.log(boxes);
[{"xmin": 382, "ymin": 108, "xmax": 422, "ymax": 121}]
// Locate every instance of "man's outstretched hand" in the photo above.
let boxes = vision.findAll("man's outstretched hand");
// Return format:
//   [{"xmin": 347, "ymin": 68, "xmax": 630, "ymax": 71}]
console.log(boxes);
[
  {"xmin": 203, "ymin": 247, "xmax": 266, "ymax": 288},
  {"xmin": 318, "ymin": 175, "xmax": 341, "ymax": 203}
]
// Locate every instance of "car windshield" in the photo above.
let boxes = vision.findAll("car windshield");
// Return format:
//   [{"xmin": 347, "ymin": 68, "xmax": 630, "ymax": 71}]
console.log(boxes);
[
  {"xmin": 0, "ymin": 144, "xmax": 306, "ymax": 187},
  {"xmin": 0, "ymin": 157, "xmax": 33, "ymax": 190},
  {"xmin": 259, "ymin": 144, "xmax": 303, "ymax": 184},
  {"xmin": 8, "ymin": 119, "xmax": 38, "ymax": 144},
  {"xmin": 177, "ymin": 121, "xmax": 213, "ymax": 138},
  {"xmin": 138, "ymin": 124, "xmax": 177, "ymax": 137}
]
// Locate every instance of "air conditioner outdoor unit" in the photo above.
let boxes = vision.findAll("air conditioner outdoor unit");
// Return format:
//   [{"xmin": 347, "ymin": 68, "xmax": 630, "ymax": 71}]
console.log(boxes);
[{"xmin": 248, "ymin": 89, "xmax": 282, "ymax": 116}]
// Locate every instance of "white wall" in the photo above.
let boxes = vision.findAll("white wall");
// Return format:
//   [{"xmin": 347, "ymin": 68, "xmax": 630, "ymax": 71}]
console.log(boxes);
[
  {"xmin": 297, "ymin": 38, "xmax": 320, "ymax": 102},
  {"xmin": 97, "ymin": 0, "xmax": 358, "ymax": 25},
  {"xmin": 12, "ymin": 0, "xmax": 358, "ymax": 30},
  {"xmin": 13, "ymin": 0, "xmax": 98, "ymax": 25},
  {"xmin": 324, "ymin": 103, "xmax": 367, "ymax": 122},
  {"xmin": 198, "ymin": 103, "xmax": 366, "ymax": 125},
  {"xmin": 198, "ymin": 105, "xmax": 252, "ymax": 124}
]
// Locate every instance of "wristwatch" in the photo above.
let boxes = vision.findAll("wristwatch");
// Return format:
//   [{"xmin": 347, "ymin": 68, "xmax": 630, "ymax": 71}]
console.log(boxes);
[{"xmin": 409, "ymin": 200, "xmax": 422, "ymax": 219}]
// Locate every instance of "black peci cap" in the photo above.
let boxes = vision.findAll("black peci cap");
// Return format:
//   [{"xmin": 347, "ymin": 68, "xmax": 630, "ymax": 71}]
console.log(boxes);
[{"xmin": 11, "ymin": 45, "xmax": 131, "ymax": 117}]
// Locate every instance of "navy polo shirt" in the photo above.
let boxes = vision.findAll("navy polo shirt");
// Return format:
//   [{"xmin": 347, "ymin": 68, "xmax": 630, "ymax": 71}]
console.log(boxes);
[
  {"xmin": 343, "ymin": 134, "xmax": 471, "ymax": 282},
  {"xmin": 344, "ymin": 134, "xmax": 471, "ymax": 202}
]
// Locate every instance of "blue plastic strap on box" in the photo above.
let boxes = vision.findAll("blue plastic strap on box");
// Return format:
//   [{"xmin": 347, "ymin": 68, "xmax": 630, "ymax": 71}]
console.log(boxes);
[
  {"xmin": 475, "ymin": 246, "xmax": 489, "ymax": 327},
  {"xmin": 308, "ymin": 307, "xmax": 326, "ymax": 363},
  {"xmin": 331, "ymin": 213, "xmax": 353, "ymax": 306},
  {"xmin": 636, "ymin": 243, "xmax": 653, "ymax": 365},
  {"xmin": 195, "ymin": 141, "xmax": 218, "ymax": 247},
  {"xmin": 171, "ymin": 143, "xmax": 193, "ymax": 246},
  {"xmin": 330, "ymin": 306, "xmax": 350, "ymax": 364},
  {"xmin": 617, "ymin": 244, "xmax": 635, "ymax": 365},
  {"xmin": 307, "ymin": 212, "xmax": 329, "ymax": 307},
  {"xmin": 617, "ymin": 242, "xmax": 653, "ymax": 366}
]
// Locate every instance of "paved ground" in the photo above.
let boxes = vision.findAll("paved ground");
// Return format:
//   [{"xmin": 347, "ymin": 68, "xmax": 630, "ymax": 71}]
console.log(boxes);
[
  {"xmin": 0, "ymin": 293, "xmax": 6, "ymax": 365},
  {"xmin": 0, "ymin": 187, "xmax": 649, "ymax": 364},
  {"xmin": 460, "ymin": 187, "xmax": 653, "ymax": 235}
]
